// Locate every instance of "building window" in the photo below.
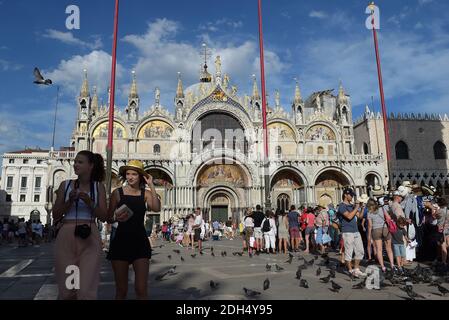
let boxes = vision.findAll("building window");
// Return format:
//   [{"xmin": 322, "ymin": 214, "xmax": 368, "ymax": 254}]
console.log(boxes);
[
  {"xmin": 317, "ymin": 147, "xmax": 325, "ymax": 155},
  {"xmin": 6, "ymin": 194, "xmax": 12, "ymax": 202},
  {"xmin": 276, "ymin": 146, "xmax": 282, "ymax": 158},
  {"xmin": 21, "ymin": 177, "xmax": 28, "ymax": 189},
  {"xmin": 35, "ymin": 177, "xmax": 42, "ymax": 192},
  {"xmin": 153, "ymin": 144, "xmax": 161, "ymax": 155},
  {"xmin": 8, "ymin": 159, "xmax": 14, "ymax": 164},
  {"xmin": 434, "ymin": 141, "xmax": 447, "ymax": 160},
  {"xmin": 34, "ymin": 195, "xmax": 40, "ymax": 203},
  {"xmin": 23, "ymin": 159, "xmax": 29, "ymax": 164},
  {"xmin": 6, "ymin": 176, "xmax": 13, "ymax": 189},
  {"xmin": 20, "ymin": 195, "xmax": 26, "ymax": 202},
  {"xmin": 395, "ymin": 141, "xmax": 409, "ymax": 160},
  {"xmin": 363, "ymin": 143, "xmax": 369, "ymax": 155}
]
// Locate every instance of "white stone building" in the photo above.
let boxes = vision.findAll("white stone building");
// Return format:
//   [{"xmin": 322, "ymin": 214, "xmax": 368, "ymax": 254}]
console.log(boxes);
[{"xmin": 0, "ymin": 57, "xmax": 388, "ymax": 223}]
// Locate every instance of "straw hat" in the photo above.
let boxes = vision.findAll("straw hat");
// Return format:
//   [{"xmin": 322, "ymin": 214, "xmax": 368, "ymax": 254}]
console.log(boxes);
[
  {"xmin": 372, "ymin": 185, "xmax": 384, "ymax": 196},
  {"xmin": 422, "ymin": 184, "xmax": 436, "ymax": 196},
  {"xmin": 119, "ymin": 160, "xmax": 149, "ymax": 179},
  {"xmin": 397, "ymin": 186, "xmax": 409, "ymax": 197},
  {"xmin": 358, "ymin": 194, "xmax": 370, "ymax": 204}
]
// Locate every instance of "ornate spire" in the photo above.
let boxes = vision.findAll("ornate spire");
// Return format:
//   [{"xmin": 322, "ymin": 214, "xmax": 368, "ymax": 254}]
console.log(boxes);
[
  {"xmin": 176, "ymin": 72, "xmax": 184, "ymax": 99},
  {"xmin": 129, "ymin": 70, "xmax": 138, "ymax": 99},
  {"xmin": 199, "ymin": 43, "xmax": 212, "ymax": 83},
  {"xmin": 338, "ymin": 81, "xmax": 347, "ymax": 104},
  {"xmin": 252, "ymin": 75, "xmax": 261, "ymax": 100},
  {"xmin": 80, "ymin": 69, "xmax": 90, "ymax": 98},
  {"xmin": 294, "ymin": 78, "xmax": 303, "ymax": 104},
  {"xmin": 91, "ymin": 86, "xmax": 99, "ymax": 114}
]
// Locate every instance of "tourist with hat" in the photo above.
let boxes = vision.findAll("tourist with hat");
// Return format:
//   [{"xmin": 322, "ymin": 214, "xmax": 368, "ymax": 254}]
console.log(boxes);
[
  {"xmin": 107, "ymin": 160, "xmax": 161, "ymax": 300},
  {"xmin": 391, "ymin": 189, "xmax": 406, "ymax": 219},
  {"xmin": 337, "ymin": 188, "xmax": 367, "ymax": 278}
]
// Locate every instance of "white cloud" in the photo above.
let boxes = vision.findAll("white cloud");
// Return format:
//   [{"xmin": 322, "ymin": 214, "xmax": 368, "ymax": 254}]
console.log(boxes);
[
  {"xmin": 43, "ymin": 29, "xmax": 102, "ymax": 50},
  {"xmin": 199, "ymin": 18, "xmax": 243, "ymax": 32},
  {"xmin": 309, "ymin": 11, "xmax": 328, "ymax": 19},
  {"xmin": 46, "ymin": 50, "xmax": 124, "ymax": 98},
  {"xmin": 122, "ymin": 19, "xmax": 288, "ymax": 109},
  {"xmin": 0, "ymin": 59, "xmax": 23, "ymax": 71},
  {"xmin": 418, "ymin": 0, "xmax": 433, "ymax": 5}
]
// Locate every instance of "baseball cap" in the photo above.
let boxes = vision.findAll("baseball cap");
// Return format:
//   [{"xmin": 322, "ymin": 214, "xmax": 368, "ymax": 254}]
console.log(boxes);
[{"xmin": 343, "ymin": 188, "xmax": 355, "ymax": 197}]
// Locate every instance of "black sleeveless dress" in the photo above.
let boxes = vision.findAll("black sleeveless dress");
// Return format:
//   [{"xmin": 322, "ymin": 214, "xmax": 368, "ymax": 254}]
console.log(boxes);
[{"xmin": 107, "ymin": 188, "xmax": 152, "ymax": 264}]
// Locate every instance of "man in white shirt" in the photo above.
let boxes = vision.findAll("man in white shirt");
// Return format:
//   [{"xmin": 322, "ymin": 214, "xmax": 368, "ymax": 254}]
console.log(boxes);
[{"xmin": 193, "ymin": 207, "xmax": 204, "ymax": 252}]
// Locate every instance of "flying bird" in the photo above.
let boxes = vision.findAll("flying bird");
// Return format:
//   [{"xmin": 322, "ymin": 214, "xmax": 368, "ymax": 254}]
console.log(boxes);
[
  {"xmin": 299, "ymin": 279, "xmax": 309, "ymax": 288},
  {"xmin": 33, "ymin": 67, "xmax": 52, "ymax": 85},
  {"xmin": 155, "ymin": 272, "xmax": 168, "ymax": 281},
  {"xmin": 210, "ymin": 280, "xmax": 219, "ymax": 289},
  {"xmin": 243, "ymin": 288, "xmax": 261, "ymax": 297},
  {"xmin": 167, "ymin": 266, "xmax": 177, "ymax": 275},
  {"xmin": 263, "ymin": 278, "xmax": 270, "ymax": 291}
]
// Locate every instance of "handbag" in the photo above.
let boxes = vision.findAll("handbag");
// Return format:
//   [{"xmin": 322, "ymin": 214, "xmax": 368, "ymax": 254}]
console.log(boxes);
[
  {"xmin": 382, "ymin": 208, "xmax": 397, "ymax": 234},
  {"xmin": 322, "ymin": 232, "xmax": 332, "ymax": 244}
]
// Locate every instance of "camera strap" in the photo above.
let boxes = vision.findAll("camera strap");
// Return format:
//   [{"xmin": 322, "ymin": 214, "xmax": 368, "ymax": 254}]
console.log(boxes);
[{"xmin": 75, "ymin": 179, "xmax": 96, "ymax": 229}]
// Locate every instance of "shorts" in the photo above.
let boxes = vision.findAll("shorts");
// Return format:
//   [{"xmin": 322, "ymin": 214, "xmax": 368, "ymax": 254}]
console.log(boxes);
[
  {"xmin": 342, "ymin": 232, "xmax": 364, "ymax": 262},
  {"xmin": 393, "ymin": 244, "xmax": 406, "ymax": 258},
  {"xmin": 372, "ymin": 227, "xmax": 391, "ymax": 241},
  {"xmin": 254, "ymin": 228, "xmax": 263, "ymax": 240},
  {"xmin": 244, "ymin": 227, "xmax": 254, "ymax": 242},
  {"xmin": 289, "ymin": 227, "xmax": 300, "ymax": 239},
  {"xmin": 305, "ymin": 227, "xmax": 315, "ymax": 235},
  {"xmin": 194, "ymin": 229, "xmax": 202, "ymax": 241}
]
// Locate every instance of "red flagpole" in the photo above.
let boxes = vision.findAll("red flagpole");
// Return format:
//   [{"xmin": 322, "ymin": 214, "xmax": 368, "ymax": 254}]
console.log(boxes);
[
  {"xmin": 258, "ymin": 0, "xmax": 271, "ymax": 209},
  {"xmin": 258, "ymin": 0, "xmax": 269, "ymax": 159},
  {"xmin": 370, "ymin": 3, "xmax": 392, "ymax": 189},
  {"xmin": 106, "ymin": 0, "xmax": 120, "ymax": 195}
]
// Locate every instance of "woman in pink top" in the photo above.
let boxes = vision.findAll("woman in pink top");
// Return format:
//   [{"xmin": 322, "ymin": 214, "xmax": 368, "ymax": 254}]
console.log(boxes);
[{"xmin": 303, "ymin": 208, "xmax": 315, "ymax": 253}]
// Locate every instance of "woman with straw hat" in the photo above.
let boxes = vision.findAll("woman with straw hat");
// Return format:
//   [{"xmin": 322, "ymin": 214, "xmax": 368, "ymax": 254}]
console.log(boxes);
[{"xmin": 107, "ymin": 160, "xmax": 161, "ymax": 300}]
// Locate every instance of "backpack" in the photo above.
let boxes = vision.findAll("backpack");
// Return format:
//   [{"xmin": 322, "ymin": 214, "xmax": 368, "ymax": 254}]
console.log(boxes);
[{"xmin": 262, "ymin": 219, "xmax": 271, "ymax": 232}]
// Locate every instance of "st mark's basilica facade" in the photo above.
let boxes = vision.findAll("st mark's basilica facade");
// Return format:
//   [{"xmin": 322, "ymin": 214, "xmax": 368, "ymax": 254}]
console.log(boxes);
[{"xmin": 1, "ymin": 56, "xmax": 388, "ymax": 223}]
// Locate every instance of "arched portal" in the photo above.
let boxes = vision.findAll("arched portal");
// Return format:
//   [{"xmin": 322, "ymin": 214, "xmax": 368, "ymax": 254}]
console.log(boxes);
[
  {"xmin": 315, "ymin": 170, "xmax": 350, "ymax": 206},
  {"xmin": 271, "ymin": 168, "xmax": 306, "ymax": 209}
]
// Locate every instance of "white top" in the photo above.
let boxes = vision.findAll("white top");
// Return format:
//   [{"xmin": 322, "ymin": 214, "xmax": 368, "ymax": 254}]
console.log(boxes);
[
  {"xmin": 194, "ymin": 214, "xmax": 203, "ymax": 228},
  {"xmin": 244, "ymin": 216, "xmax": 254, "ymax": 228},
  {"xmin": 64, "ymin": 180, "xmax": 98, "ymax": 221}
]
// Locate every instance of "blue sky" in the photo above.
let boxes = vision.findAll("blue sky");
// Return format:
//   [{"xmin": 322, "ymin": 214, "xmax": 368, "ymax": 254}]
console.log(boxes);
[{"xmin": 0, "ymin": 0, "xmax": 449, "ymax": 164}]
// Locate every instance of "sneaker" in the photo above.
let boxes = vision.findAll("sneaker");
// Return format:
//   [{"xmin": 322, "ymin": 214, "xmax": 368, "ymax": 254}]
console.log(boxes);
[{"xmin": 353, "ymin": 268, "xmax": 367, "ymax": 278}]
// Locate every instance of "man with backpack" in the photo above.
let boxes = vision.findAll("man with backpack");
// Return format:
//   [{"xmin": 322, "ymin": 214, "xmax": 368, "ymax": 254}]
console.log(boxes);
[{"xmin": 261, "ymin": 210, "xmax": 277, "ymax": 254}]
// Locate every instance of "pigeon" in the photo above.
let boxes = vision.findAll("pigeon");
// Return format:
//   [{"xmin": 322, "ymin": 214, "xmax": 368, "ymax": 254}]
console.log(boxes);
[
  {"xmin": 191, "ymin": 254, "xmax": 197, "ymax": 258},
  {"xmin": 323, "ymin": 256, "xmax": 330, "ymax": 266},
  {"xmin": 210, "ymin": 280, "xmax": 219, "ymax": 289},
  {"xmin": 352, "ymin": 281, "xmax": 365, "ymax": 289},
  {"xmin": 33, "ymin": 67, "xmax": 52, "ymax": 85},
  {"xmin": 320, "ymin": 274, "xmax": 331, "ymax": 283},
  {"xmin": 316, "ymin": 267, "xmax": 322, "ymax": 277},
  {"xmin": 199, "ymin": 251, "xmax": 204, "ymax": 255},
  {"xmin": 155, "ymin": 272, "xmax": 168, "ymax": 281},
  {"xmin": 167, "ymin": 255, "xmax": 172, "ymax": 260},
  {"xmin": 243, "ymin": 288, "xmax": 261, "ymax": 297},
  {"xmin": 296, "ymin": 269, "xmax": 302, "ymax": 280},
  {"xmin": 173, "ymin": 249, "xmax": 181, "ymax": 254},
  {"xmin": 275, "ymin": 264, "xmax": 284, "ymax": 272},
  {"xmin": 233, "ymin": 252, "xmax": 243, "ymax": 257},
  {"xmin": 221, "ymin": 251, "xmax": 227, "ymax": 257},
  {"xmin": 285, "ymin": 256, "xmax": 293, "ymax": 264},
  {"xmin": 210, "ymin": 247, "xmax": 214, "ymax": 253},
  {"xmin": 266, "ymin": 264, "xmax": 272, "ymax": 272},
  {"xmin": 299, "ymin": 279, "xmax": 309, "ymax": 288},
  {"xmin": 331, "ymin": 281, "xmax": 342, "ymax": 292},
  {"xmin": 307, "ymin": 259, "xmax": 315, "ymax": 266},
  {"xmin": 180, "ymin": 256, "xmax": 185, "ymax": 262},
  {"xmin": 436, "ymin": 284, "xmax": 449, "ymax": 296},
  {"xmin": 329, "ymin": 270, "xmax": 336, "ymax": 279},
  {"xmin": 211, "ymin": 252, "xmax": 215, "ymax": 257},
  {"xmin": 263, "ymin": 278, "xmax": 270, "ymax": 291},
  {"xmin": 403, "ymin": 287, "xmax": 425, "ymax": 300},
  {"xmin": 167, "ymin": 266, "xmax": 177, "ymax": 275}
]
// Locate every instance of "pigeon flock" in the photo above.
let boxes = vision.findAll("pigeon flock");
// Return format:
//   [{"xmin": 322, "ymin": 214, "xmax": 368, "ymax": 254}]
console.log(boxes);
[{"xmin": 151, "ymin": 244, "xmax": 449, "ymax": 300}]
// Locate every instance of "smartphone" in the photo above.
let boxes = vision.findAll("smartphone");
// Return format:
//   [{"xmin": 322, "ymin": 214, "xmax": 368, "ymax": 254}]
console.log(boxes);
[{"xmin": 115, "ymin": 204, "xmax": 134, "ymax": 222}]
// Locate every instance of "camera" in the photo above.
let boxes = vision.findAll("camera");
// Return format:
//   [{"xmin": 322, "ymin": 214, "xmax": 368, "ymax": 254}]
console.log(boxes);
[{"xmin": 74, "ymin": 224, "xmax": 91, "ymax": 239}]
